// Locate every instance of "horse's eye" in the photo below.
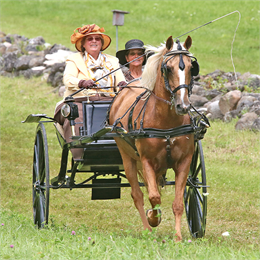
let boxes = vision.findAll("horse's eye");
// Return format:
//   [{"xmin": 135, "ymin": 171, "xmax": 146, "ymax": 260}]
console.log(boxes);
[{"xmin": 166, "ymin": 66, "xmax": 172, "ymax": 74}]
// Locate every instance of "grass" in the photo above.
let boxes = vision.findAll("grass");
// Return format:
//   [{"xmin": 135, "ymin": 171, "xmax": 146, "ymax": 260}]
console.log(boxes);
[
  {"xmin": 0, "ymin": 0, "xmax": 259, "ymax": 74},
  {"xmin": 1, "ymin": 209, "xmax": 259, "ymax": 260},
  {"xmin": 0, "ymin": 75, "xmax": 259, "ymax": 259}
]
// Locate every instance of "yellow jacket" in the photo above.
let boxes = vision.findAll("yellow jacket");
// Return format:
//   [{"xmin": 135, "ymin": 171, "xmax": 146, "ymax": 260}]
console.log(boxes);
[{"xmin": 63, "ymin": 52, "xmax": 125, "ymax": 98}]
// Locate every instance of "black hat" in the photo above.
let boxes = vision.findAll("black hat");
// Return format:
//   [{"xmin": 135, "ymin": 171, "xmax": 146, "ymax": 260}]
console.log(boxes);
[{"xmin": 116, "ymin": 39, "xmax": 146, "ymax": 66}]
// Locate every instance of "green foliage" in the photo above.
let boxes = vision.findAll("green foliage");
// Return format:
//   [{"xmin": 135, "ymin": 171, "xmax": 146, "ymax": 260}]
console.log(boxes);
[
  {"xmin": 0, "ymin": 0, "xmax": 259, "ymax": 74},
  {"xmin": 1, "ymin": 209, "xmax": 259, "ymax": 259}
]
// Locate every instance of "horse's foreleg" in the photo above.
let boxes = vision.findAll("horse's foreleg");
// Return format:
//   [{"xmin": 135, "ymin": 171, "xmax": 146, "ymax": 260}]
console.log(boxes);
[
  {"xmin": 172, "ymin": 170, "xmax": 188, "ymax": 241},
  {"xmin": 121, "ymin": 153, "xmax": 152, "ymax": 231},
  {"xmin": 142, "ymin": 159, "xmax": 162, "ymax": 227}
]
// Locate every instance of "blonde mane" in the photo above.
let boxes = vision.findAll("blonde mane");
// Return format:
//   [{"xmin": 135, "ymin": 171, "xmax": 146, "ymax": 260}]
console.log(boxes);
[{"xmin": 140, "ymin": 44, "xmax": 166, "ymax": 91}]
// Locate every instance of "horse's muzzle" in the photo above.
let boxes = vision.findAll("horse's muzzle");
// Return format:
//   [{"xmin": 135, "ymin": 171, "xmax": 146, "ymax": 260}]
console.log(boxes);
[{"xmin": 175, "ymin": 101, "xmax": 191, "ymax": 115}]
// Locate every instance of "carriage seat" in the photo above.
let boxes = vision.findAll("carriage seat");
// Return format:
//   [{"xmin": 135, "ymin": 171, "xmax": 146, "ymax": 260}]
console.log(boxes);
[
  {"xmin": 82, "ymin": 101, "xmax": 115, "ymax": 144},
  {"xmin": 79, "ymin": 100, "xmax": 123, "ymax": 172}
]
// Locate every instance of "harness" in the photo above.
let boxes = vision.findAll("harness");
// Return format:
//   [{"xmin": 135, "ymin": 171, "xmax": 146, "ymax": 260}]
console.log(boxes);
[
  {"xmin": 160, "ymin": 40, "xmax": 199, "ymax": 102},
  {"xmin": 108, "ymin": 42, "xmax": 208, "ymax": 167}
]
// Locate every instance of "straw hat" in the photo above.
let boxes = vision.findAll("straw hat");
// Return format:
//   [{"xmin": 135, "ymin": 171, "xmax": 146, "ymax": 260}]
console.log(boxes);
[
  {"xmin": 71, "ymin": 24, "xmax": 111, "ymax": 52},
  {"xmin": 116, "ymin": 39, "xmax": 146, "ymax": 66}
]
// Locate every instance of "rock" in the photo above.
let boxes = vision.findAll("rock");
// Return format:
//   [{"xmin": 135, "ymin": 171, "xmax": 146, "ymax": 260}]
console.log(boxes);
[
  {"xmin": 248, "ymin": 101, "xmax": 260, "ymax": 116},
  {"xmin": 251, "ymin": 118, "xmax": 260, "ymax": 131},
  {"xmin": 223, "ymin": 108, "xmax": 242, "ymax": 122},
  {"xmin": 52, "ymin": 71, "xmax": 63, "ymax": 87},
  {"xmin": 222, "ymin": 71, "xmax": 240, "ymax": 82},
  {"xmin": 236, "ymin": 96, "xmax": 256, "ymax": 111},
  {"xmin": 205, "ymin": 69, "xmax": 224, "ymax": 79},
  {"xmin": 204, "ymin": 89, "xmax": 222, "ymax": 100},
  {"xmin": 14, "ymin": 55, "xmax": 35, "ymax": 70},
  {"xmin": 191, "ymin": 84, "xmax": 206, "ymax": 96},
  {"xmin": 206, "ymin": 100, "xmax": 223, "ymax": 120},
  {"xmin": 249, "ymin": 77, "xmax": 260, "ymax": 91},
  {"xmin": 6, "ymin": 44, "xmax": 20, "ymax": 54},
  {"xmin": 19, "ymin": 69, "xmax": 34, "ymax": 79},
  {"xmin": 59, "ymin": 86, "xmax": 66, "ymax": 97},
  {"xmin": 29, "ymin": 55, "xmax": 45, "ymax": 68},
  {"xmin": 2, "ymin": 52, "xmax": 17, "ymax": 72},
  {"xmin": 190, "ymin": 94, "xmax": 209, "ymax": 108},
  {"xmin": 219, "ymin": 90, "xmax": 242, "ymax": 115},
  {"xmin": 224, "ymin": 82, "xmax": 237, "ymax": 91},
  {"xmin": 44, "ymin": 49, "xmax": 74, "ymax": 66},
  {"xmin": 7, "ymin": 34, "xmax": 28, "ymax": 45},
  {"xmin": 47, "ymin": 62, "xmax": 65, "ymax": 87},
  {"xmin": 29, "ymin": 36, "xmax": 45, "ymax": 45},
  {"xmin": 25, "ymin": 44, "xmax": 39, "ymax": 52},
  {"xmin": 44, "ymin": 43, "xmax": 71, "ymax": 55},
  {"xmin": 239, "ymin": 72, "xmax": 251, "ymax": 81},
  {"xmin": 0, "ymin": 56, "xmax": 4, "ymax": 71},
  {"xmin": 0, "ymin": 43, "xmax": 7, "ymax": 55},
  {"xmin": 235, "ymin": 112, "xmax": 258, "ymax": 130},
  {"xmin": 31, "ymin": 66, "xmax": 46, "ymax": 77}
]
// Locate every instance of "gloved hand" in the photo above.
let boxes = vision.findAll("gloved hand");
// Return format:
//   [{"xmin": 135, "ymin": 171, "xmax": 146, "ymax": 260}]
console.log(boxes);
[
  {"xmin": 78, "ymin": 79, "xmax": 96, "ymax": 89},
  {"xmin": 117, "ymin": 81, "xmax": 127, "ymax": 87}
]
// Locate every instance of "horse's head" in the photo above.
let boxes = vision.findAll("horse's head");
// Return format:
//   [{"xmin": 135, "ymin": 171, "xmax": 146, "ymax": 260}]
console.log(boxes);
[{"xmin": 161, "ymin": 36, "xmax": 199, "ymax": 115}]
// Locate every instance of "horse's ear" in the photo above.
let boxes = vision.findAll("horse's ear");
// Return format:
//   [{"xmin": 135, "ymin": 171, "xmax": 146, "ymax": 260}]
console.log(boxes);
[
  {"xmin": 183, "ymin": 36, "xmax": 192, "ymax": 50},
  {"xmin": 166, "ymin": 36, "xmax": 173, "ymax": 51}
]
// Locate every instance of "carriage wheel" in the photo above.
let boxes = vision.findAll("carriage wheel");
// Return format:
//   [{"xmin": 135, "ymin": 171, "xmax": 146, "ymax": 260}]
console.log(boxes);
[
  {"xmin": 184, "ymin": 140, "xmax": 207, "ymax": 238},
  {"xmin": 32, "ymin": 123, "xmax": 50, "ymax": 228}
]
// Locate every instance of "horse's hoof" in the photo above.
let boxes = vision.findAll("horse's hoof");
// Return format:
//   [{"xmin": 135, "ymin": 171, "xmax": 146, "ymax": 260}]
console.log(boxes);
[{"xmin": 146, "ymin": 209, "xmax": 162, "ymax": 227}]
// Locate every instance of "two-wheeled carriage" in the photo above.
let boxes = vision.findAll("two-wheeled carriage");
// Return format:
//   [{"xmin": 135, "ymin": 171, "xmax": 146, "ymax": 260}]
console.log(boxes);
[
  {"xmin": 23, "ymin": 35, "xmax": 210, "ymax": 240},
  {"xmin": 23, "ymin": 97, "xmax": 209, "ymax": 239}
]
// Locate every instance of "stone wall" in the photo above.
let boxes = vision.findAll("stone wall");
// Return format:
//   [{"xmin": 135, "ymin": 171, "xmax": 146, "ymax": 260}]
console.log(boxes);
[{"xmin": 1, "ymin": 32, "xmax": 260, "ymax": 131}]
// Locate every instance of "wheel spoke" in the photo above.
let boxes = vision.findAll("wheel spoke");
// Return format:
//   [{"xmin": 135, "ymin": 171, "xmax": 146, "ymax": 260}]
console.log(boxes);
[
  {"xmin": 184, "ymin": 188, "xmax": 191, "ymax": 204},
  {"xmin": 193, "ymin": 162, "xmax": 201, "ymax": 179},
  {"xmin": 33, "ymin": 144, "xmax": 39, "ymax": 181},
  {"xmin": 193, "ymin": 186, "xmax": 203, "ymax": 204}
]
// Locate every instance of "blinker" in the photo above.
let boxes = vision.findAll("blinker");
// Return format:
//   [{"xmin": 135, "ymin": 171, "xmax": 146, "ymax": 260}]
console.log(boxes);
[{"xmin": 191, "ymin": 60, "xmax": 200, "ymax": 76}]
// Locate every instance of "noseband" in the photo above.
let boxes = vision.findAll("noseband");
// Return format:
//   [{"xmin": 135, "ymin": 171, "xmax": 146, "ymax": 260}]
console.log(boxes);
[{"xmin": 161, "ymin": 43, "xmax": 199, "ymax": 100}]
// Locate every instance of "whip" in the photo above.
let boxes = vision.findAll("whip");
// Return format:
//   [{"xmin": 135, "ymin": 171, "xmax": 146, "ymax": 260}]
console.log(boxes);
[
  {"xmin": 173, "ymin": 10, "xmax": 241, "ymax": 40},
  {"xmin": 70, "ymin": 53, "xmax": 146, "ymax": 97},
  {"xmin": 174, "ymin": 10, "xmax": 241, "ymax": 83}
]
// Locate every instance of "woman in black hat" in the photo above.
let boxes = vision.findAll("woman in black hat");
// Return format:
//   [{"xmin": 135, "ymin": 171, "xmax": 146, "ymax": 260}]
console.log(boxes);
[{"xmin": 116, "ymin": 39, "xmax": 146, "ymax": 83}]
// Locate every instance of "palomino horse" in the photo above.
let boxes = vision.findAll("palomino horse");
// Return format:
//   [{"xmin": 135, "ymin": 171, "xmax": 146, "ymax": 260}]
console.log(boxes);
[{"xmin": 109, "ymin": 36, "xmax": 197, "ymax": 241}]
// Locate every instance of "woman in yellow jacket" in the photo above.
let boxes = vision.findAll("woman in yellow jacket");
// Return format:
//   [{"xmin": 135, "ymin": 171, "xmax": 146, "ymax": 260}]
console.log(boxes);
[
  {"xmin": 55, "ymin": 24, "xmax": 126, "ymax": 159},
  {"xmin": 63, "ymin": 23, "xmax": 126, "ymax": 98}
]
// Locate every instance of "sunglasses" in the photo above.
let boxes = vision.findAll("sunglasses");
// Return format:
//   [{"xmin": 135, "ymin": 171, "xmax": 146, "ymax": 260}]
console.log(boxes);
[
  {"xmin": 86, "ymin": 36, "xmax": 102, "ymax": 42},
  {"xmin": 128, "ymin": 51, "xmax": 144, "ymax": 56}
]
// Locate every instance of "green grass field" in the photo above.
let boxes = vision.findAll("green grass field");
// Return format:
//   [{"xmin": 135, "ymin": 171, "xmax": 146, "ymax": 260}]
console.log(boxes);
[
  {"xmin": 0, "ymin": 1, "xmax": 260, "ymax": 259},
  {"xmin": 0, "ymin": 76, "xmax": 259, "ymax": 259}
]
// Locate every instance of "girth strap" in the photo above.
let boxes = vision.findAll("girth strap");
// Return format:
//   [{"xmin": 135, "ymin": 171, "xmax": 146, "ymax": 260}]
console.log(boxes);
[{"xmin": 125, "ymin": 124, "xmax": 194, "ymax": 139}]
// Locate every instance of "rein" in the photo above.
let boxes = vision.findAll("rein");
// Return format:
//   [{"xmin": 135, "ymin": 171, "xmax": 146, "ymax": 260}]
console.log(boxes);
[{"xmin": 69, "ymin": 53, "xmax": 147, "ymax": 98}]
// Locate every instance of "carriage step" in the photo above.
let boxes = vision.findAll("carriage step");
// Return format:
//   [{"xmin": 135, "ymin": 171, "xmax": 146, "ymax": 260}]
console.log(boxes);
[{"xmin": 91, "ymin": 178, "xmax": 121, "ymax": 200}]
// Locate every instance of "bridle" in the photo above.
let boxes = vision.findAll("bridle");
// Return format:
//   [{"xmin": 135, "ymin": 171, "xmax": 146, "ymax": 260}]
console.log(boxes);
[{"xmin": 160, "ymin": 41, "xmax": 199, "ymax": 100}]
